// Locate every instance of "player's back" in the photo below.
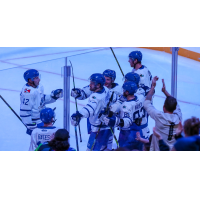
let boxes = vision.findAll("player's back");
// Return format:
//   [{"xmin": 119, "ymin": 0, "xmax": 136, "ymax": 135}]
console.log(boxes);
[
  {"xmin": 29, "ymin": 126, "xmax": 59, "ymax": 151},
  {"xmin": 119, "ymin": 95, "xmax": 145, "ymax": 130},
  {"xmin": 134, "ymin": 65, "xmax": 152, "ymax": 88}
]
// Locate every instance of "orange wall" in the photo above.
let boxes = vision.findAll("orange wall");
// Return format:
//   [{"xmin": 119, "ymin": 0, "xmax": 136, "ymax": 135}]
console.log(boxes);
[{"xmin": 139, "ymin": 47, "xmax": 200, "ymax": 62}]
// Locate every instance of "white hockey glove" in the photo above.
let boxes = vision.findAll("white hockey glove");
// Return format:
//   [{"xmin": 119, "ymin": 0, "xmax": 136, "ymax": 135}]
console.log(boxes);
[
  {"xmin": 103, "ymin": 116, "xmax": 119, "ymax": 127},
  {"xmin": 71, "ymin": 88, "xmax": 82, "ymax": 98},
  {"xmin": 51, "ymin": 89, "xmax": 63, "ymax": 100}
]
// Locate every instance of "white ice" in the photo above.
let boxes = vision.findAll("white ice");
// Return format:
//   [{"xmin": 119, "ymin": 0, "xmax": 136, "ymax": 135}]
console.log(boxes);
[{"xmin": 0, "ymin": 47, "xmax": 199, "ymax": 151}]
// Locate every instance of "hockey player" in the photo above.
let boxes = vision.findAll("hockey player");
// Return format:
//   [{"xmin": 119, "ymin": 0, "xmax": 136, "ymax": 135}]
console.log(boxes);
[
  {"xmin": 71, "ymin": 73, "xmax": 117, "ymax": 151},
  {"xmin": 124, "ymin": 72, "xmax": 150, "ymax": 96},
  {"xmin": 20, "ymin": 69, "xmax": 63, "ymax": 135},
  {"xmin": 124, "ymin": 72, "xmax": 151, "ymax": 139},
  {"xmin": 35, "ymin": 129, "xmax": 76, "ymax": 151},
  {"xmin": 103, "ymin": 69, "xmax": 123, "ymax": 150},
  {"xmin": 103, "ymin": 69, "xmax": 123, "ymax": 98},
  {"xmin": 103, "ymin": 81, "xmax": 145, "ymax": 151},
  {"xmin": 71, "ymin": 69, "xmax": 121, "ymax": 150},
  {"xmin": 128, "ymin": 51, "xmax": 152, "ymax": 88},
  {"xmin": 29, "ymin": 108, "xmax": 60, "ymax": 151}
]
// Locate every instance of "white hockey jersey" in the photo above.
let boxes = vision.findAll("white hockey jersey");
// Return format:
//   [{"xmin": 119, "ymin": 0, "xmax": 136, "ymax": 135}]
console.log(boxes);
[
  {"xmin": 20, "ymin": 84, "xmax": 55, "ymax": 125},
  {"xmin": 133, "ymin": 65, "xmax": 152, "ymax": 88},
  {"xmin": 110, "ymin": 93, "xmax": 145, "ymax": 130},
  {"xmin": 79, "ymin": 86, "xmax": 117, "ymax": 132},
  {"xmin": 29, "ymin": 126, "xmax": 59, "ymax": 151},
  {"xmin": 109, "ymin": 87, "xmax": 145, "ymax": 114},
  {"xmin": 109, "ymin": 83, "xmax": 123, "ymax": 99}
]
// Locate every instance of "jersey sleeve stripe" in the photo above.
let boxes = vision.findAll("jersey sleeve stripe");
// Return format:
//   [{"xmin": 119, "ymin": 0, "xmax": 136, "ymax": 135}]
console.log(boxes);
[
  {"xmin": 20, "ymin": 115, "xmax": 31, "ymax": 117},
  {"xmin": 86, "ymin": 104, "xmax": 95, "ymax": 112},
  {"xmin": 20, "ymin": 109, "xmax": 32, "ymax": 111}
]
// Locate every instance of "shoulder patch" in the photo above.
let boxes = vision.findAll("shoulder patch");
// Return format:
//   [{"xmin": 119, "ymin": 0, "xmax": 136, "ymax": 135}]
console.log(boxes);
[
  {"xmin": 140, "ymin": 74, "xmax": 144, "ymax": 77},
  {"xmin": 24, "ymin": 88, "xmax": 31, "ymax": 93},
  {"xmin": 92, "ymin": 96, "xmax": 96, "ymax": 99},
  {"xmin": 123, "ymin": 106, "xmax": 126, "ymax": 109}
]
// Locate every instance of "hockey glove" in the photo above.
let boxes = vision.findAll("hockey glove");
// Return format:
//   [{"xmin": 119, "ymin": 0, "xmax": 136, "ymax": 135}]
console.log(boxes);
[
  {"xmin": 71, "ymin": 111, "xmax": 83, "ymax": 126},
  {"xmin": 98, "ymin": 107, "xmax": 110, "ymax": 119},
  {"xmin": 71, "ymin": 88, "xmax": 81, "ymax": 99},
  {"xmin": 26, "ymin": 122, "xmax": 37, "ymax": 135},
  {"xmin": 104, "ymin": 116, "xmax": 118, "ymax": 127},
  {"xmin": 51, "ymin": 89, "xmax": 63, "ymax": 100}
]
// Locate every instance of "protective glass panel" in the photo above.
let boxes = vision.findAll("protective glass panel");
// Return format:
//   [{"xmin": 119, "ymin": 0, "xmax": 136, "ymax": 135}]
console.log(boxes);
[
  {"xmin": 0, "ymin": 47, "xmax": 176, "ymax": 151},
  {"xmin": 177, "ymin": 47, "xmax": 200, "ymax": 122}
]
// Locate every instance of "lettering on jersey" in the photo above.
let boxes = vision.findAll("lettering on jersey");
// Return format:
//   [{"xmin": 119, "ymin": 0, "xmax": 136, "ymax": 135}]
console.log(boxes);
[
  {"xmin": 124, "ymin": 112, "xmax": 130, "ymax": 118},
  {"xmin": 24, "ymin": 88, "xmax": 31, "ymax": 93},
  {"xmin": 135, "ymin": 102, "xmax": 142, "ymax": 110},
  {"xmin": 38, "ymin": 134, "xmax": 50, "ymax": 140},
  {"xmin": 140, "ymin": 74, "xmax": 144, "ymax": 77}
]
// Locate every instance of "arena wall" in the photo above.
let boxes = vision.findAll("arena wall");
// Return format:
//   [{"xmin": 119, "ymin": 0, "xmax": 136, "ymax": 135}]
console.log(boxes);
[{"xmin": 139, "ymin": 47, "xmax": 200, "ymax": 62}]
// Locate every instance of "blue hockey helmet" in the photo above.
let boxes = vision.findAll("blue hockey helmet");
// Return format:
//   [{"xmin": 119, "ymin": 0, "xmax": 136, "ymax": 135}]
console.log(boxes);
[
  {"xmin": 89, "ymin": 73, "xmax": 105, "ymax": 87},
  {"xmin": 129, "ymin": 51, "xmax": 142, "ymax": 62},
  {"xmin": 125, "ymin": 72, "xmax": 140, "ymax": 85},
  {"xmin": 24, "ymin": 69, "xmax": 40, "ymax": 82},
  {"xmin": 122, "ymin": 81, "xmax": 138, "ymax": 95},
  {"xmin": 103, "ymin": 69, "xmax": 116, "ymax": 81},
  {"xmin": 40, "ymin": 108, "xmax": 55, "ymax": 124}
]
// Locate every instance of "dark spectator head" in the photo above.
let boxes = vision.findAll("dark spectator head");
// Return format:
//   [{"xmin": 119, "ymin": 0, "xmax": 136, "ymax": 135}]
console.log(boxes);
[
  {"xmin": 48, "ymin": 129, "xmax": 70, "ymax": 151},
  {"xmin": 184, "ymin": 117, "xmax": 200, "ymax": 137},
  {"xmin": 163, "ymin": 96, "xmax": 177, "ymax": 113}
]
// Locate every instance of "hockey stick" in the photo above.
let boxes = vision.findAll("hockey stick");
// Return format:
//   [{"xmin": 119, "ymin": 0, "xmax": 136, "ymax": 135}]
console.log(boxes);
[
  {"xmin": 0, "ymin": 95, "xmax": 27, "ymax": 128},
  {"xmin": 110, "ymin": 47, "xmax": 125, "ymax": 77},
  {"xmin": 90, "ymin": 91, "xmax": 115, "ymax": 151},
  {"xmin": 69, "ymin": 60, "xmax": 82, "ymax": 143},
  {"xmin": 109, "ymin": 127, "xmax": 119, "ymax": 148}
]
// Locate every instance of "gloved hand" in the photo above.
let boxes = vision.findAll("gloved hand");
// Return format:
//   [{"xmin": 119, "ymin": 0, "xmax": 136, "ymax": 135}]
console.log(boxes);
[
  {"xmin": 98, "ymin": 107, "xmax": 110, "ymax": 119},
  {"xmin": 71, "ymin": 88, "xmax": 81, "ymax": 99},
  {"xmin": 51, "ymin": 89, "xmax": 63, "ymax": 100},
  {"xmin": 71, "ymin": 111, "xmax": 83, "ymax": 126},
  {"xmin": 26, "ymin": 123, "xmax": 37, "ymax": 135},
  {"xmin": 103, "ymin": 116, "xmax": 117, "ymax": 127}
]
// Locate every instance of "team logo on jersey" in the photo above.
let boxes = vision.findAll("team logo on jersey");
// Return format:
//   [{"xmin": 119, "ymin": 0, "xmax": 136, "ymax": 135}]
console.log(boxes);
[
  {"xmin": 24, "ymin": 88, "xmax": 31, "ymax": 93},
  {"xmin": 140, "ymin": 74, "xmax": 144, "ymax": 77}
]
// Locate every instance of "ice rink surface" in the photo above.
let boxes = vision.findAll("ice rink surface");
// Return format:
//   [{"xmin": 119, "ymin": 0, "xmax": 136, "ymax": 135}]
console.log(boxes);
[{"xmin": 0, "ymin": 47, "xmax": 199, "ymax": 151}]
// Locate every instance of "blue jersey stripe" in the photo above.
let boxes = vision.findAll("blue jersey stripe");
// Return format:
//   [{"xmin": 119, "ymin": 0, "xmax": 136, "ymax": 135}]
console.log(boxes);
[
  {"xmin": 86, "ymin": 104, "xmax": 95, "ymax": 112},
  {"xmin": 20, "ymin": 115, "xmax": 31, "ymax": 117},
  {"xmin": 20, "ymin": 109, "xmax": 31, "ymax": 111}
]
